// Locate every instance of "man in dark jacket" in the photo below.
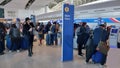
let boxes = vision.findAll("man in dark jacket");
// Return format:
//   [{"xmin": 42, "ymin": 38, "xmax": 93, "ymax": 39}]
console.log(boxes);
[
  {"xmin": 77, "ymin": 22, "xmax": 87, "ymax": 56},
  {"xmin": 23, "ymin": 17, "xmax": 34, "ymax": 57},
  {"xmin": 0, "ymin": 22, "xmax": 5, "ymax": 55},
  {"xmin": 93, "ymin": 24, "xmax": 109, "ymax": 66},
  {"xmin": 85, "ymin": 24, "xmax": 109, "ymax": 64}
]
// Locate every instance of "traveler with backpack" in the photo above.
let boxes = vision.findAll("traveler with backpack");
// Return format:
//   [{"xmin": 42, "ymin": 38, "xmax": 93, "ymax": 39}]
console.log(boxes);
[
  {"xmin": 92, "ymin": 24, "xmax": 109, "ymax": 67},
  {"xmin": 9, "ymin": 24, "xmax": 21, "ymax": 52},
  {"xmin": 50, "ymin": 21, "xmax": 58, "ymax": 45}
]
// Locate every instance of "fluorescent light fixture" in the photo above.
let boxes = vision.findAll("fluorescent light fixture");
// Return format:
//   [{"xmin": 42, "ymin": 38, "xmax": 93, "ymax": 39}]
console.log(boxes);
[{"xmin": 79, "ymin": 0, "xmax": 113, "ymax": 7}]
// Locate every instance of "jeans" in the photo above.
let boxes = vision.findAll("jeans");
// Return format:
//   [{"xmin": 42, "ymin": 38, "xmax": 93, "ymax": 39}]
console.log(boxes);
[
  {"xmin": 24, "ymin": 35, "xmax": 32, "ymax": 56},
  {"xmin": 0, "ymin": 40, "xmax": 4, "ymax": 53},
  {"xmin": 28, "ymin": 35, "xmax": 34, "ymax": 55},
  {"xmin": 46, "ymin": 34, "xmax": 51, "ymax": 45},
  {"xmin": 51, "ymin": 33, "xmax": 57, "ymax": 45}
]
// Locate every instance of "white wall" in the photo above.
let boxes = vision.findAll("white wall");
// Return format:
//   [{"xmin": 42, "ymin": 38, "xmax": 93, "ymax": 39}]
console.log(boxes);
[
  {"xmin": 18, "ymin": 9, "xmax": 35, "ymax": 20},
  {"xmin": 4, "ymin": 6, "xmax": 52, "ymax": 22},
  {"xmin": 4, "ymin": 8, "xmax": 35, "ymax": 22},
  {"xmin": 34, "ymin": 6, "xmax": 52, "ymax": 16},
  {"xmin": 34, "ymin": 8, "xmax": 45, "ymax": 16}
]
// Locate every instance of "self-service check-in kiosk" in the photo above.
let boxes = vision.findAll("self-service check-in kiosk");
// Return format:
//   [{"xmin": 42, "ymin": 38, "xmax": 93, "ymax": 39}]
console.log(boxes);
[{"xmin": 109, "ymin": 28, "xmax": 118, "ymax": 48}]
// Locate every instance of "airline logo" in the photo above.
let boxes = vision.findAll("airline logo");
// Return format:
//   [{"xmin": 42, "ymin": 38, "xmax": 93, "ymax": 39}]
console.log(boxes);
[
  {"xmin": 65, "ymin": 7, "xmax": 69, "ymax": 12},
  {"xmin": 110, "ymin": 18, "xmax": 120, "ymax": 23}
]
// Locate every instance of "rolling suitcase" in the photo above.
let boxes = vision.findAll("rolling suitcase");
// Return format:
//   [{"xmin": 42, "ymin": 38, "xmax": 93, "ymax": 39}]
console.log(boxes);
[
  {"xmin": 6, "ymin": 35, "xmax": 17, "ymax": 51},
  {"xmin": 20, "ymin": 37, "xmax": 28, "ymax": 50},
  {"xmin": 6, "ymin": 35, "xmax": 11, "ymax": 50},
  {"xmin": 46, "ymin": 34, "xmax": 51, "ymax": 45},
  {"xmin": 92, "ymin": 51, "xmax": 103, "ymax": 63}
]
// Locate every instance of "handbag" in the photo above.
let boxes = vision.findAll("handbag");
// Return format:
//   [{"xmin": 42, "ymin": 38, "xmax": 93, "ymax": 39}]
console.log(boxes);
[
  {"xmin": 97, "ymin": 41, "xmax": 110, "ymax": 55},
  {"xmin": 96, "ymin": 29, "xmax": 110, "ymax": 55}
]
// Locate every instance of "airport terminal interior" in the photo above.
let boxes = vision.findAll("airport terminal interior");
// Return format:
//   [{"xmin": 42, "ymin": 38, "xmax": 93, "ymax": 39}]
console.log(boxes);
[{"xmin": 0, "ymin": 0, "xmax": 120, "ymax": 68}]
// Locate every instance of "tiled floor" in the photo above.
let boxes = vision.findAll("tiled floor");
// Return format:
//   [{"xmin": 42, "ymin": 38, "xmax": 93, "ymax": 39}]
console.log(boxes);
[{"xmin": 0, "ymin": 41, "xmax": 120, "ymax": 68}]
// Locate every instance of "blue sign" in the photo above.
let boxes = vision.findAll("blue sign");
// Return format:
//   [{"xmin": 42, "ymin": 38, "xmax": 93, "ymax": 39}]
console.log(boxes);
[
  {"xmin": 61, "ymin": 4, "xmax": 74, "ymax": 62},
  {"xmin": 74, "ymin": 18, "xmax": 120, "ymax": 23},
  {"xmin": 97, "ymin": 17, "xmax": 102, "ymax": 25}
]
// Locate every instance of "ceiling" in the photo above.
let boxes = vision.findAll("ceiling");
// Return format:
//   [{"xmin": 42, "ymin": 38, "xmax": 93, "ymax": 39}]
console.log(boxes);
[
  {"xmin": 36, "ymin": 0, "xmax": 120, "ymax": 20},
  {"xmin": 0, "ymin": 0, "xmax": 4, "ymax": 7},
  {"xmin": 0, "ymin": 0, "xmax": 98, "ymax": 10},
  {"xmin": 0, "ymin": 0, "xmax": 4, "ymax": 3},
  {"xmin": 1, "ymin": 0, "xmax": 54, "ymax": 10}
]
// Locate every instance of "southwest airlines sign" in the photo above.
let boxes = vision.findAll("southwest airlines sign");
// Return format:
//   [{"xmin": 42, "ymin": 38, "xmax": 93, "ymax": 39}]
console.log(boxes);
[{"xmin": 61, "ymin": 4, "xmax": 74, "ymax": 62}]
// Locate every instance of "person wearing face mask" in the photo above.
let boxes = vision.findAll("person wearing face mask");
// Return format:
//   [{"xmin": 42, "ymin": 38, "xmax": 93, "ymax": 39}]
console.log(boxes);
[{"xmin": 23, "ymin": 17, "xmax": 34, "ymax": 57}]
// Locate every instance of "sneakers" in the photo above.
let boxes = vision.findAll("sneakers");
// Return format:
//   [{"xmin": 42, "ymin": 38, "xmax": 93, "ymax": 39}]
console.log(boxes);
[
  {"xmin": 103, "ymin": 64, "xmax": 107, "ymax": 68},
  {"xmin": 9, "ymin": 50, "xmax": 12, "ymax": 53},
  {"xmin": 0, "ymin": 52, "xmax": 4, "ymax": 55},
  {"xmin": 84, "ymin": 61, "xmax": 94, "ymax": 64},
  {"xmin": 99, "ymin": 64, "xmax": 107, "ymax": 68},
  {"xmin": 17, "ymin": 50, "xmax": 20, "ymax": 52},
  {"xmin": 78, "ymin": 53, "xmax": 84, "ymax": 57},
  {"xmin": 78, "ymin": 54, "xmax": 84, "ymax": 58},
  {"xmin": 84, "ymin": 61, "xmax": 88, "ymax": 64}
]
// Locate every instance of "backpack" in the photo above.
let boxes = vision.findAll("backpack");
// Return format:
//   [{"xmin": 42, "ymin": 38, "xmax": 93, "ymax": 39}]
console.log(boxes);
[
  {"xmin": 76, "ymin": 26, "xmax": 86, "ymax": 36},
  {"xmin": 76, "ymin": 27, "xmax": 81, "ymax": 36},
  {"xmin": 92, "ymin": 51, "xmax": 103, "ymax": 63},
  {"xmin": 38, "ymin": 25, "xmax": 43, "ymax": 32},
  {"xmin": 11, "ymin": 28, "xmax": 20, "ymax": 38},
  {"xmin": 51, "ymin": 25, "xmax": 56, "ymax": 33}
]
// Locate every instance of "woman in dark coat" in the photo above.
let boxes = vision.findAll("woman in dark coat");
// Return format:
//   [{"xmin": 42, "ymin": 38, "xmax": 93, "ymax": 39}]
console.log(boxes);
[
  {"xmin": 77, "ymin": 22, "xmax": 87, "ymax": 56},
  {"xmin": 23, "ymin": 17, "xmax": 34, "ymax": 57}
]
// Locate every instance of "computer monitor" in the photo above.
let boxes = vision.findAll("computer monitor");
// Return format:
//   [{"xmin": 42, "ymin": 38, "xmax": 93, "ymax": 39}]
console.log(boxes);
[
  {"xmin": 111, "ymin": 29, "xmax": 118, "ymax": 33},
  {"xmin": 0, "ymin": 8, "xmax": 4, "ymax": 18}
]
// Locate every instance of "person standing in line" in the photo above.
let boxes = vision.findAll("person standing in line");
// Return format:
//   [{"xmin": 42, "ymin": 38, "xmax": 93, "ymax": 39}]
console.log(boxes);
[
  {"xmin": 0, "ymin": 22, "xmax": 6, "ymax": 55},
  {"xmin": 37, "ymin": 23, "xmax": 44, "ymax": 45},
  {"xmin": 76, "ymin": 22, "xmax": 87, "ymax": 56},
  {"xmin": 23, "ymin": 17, "xmax": 34, "ymax": 57},
  {"xmin": 9, "ymin": 24, "xmax": 21, "ymax": 52},
  {"xmin": 50, "ymin": 21, "xmax": 59, "ymax": 46},
  {"xmin": 93, "ymin": 24, "xmax": 109, "ymax": 67},
  {"xmin": 45, "ymin": 22, "xmax": 52, "ymax": 45}
]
